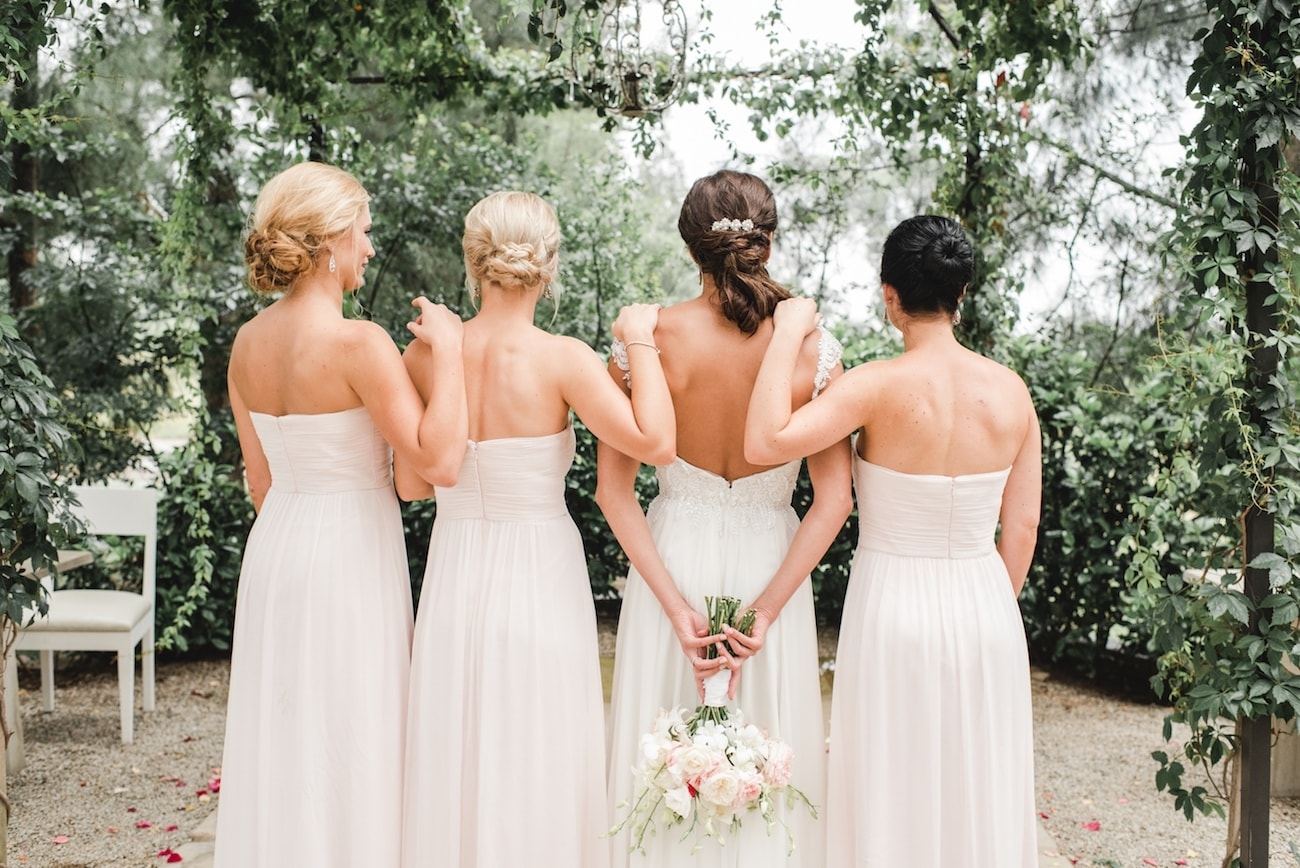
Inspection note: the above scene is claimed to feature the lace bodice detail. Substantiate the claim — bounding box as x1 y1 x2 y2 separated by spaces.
646 458 801 532
811 326 842 398
610 325 842 398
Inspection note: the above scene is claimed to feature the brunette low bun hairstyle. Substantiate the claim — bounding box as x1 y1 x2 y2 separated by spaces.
677 170 787 335
243 161 370 296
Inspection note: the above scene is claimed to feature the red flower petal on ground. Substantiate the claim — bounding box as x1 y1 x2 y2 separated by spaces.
1038 811 1050 820
208 776 221 793
52 835 70 844
136 821 152 828
1081 820 1101 831
164 824 179 832
127 807 137 813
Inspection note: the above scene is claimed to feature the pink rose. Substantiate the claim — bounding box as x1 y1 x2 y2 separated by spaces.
763 741 794 788
735 770 764 807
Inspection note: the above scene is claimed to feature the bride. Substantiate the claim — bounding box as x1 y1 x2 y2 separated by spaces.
599 170 853 868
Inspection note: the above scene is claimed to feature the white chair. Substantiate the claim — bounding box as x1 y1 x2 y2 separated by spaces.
16 485 159 743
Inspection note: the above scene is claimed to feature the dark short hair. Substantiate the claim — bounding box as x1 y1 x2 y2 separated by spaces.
880 215 973 317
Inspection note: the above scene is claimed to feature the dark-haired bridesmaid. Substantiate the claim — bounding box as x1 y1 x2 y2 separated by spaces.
599 170 853 868
746 215 1043 867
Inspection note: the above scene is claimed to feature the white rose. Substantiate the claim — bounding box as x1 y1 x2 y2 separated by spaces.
663 785 693 818
670 744 717 786
698 767 741 809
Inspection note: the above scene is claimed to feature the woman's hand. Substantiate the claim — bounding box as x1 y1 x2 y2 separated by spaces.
721 606 773 663
407 297 464 347
772 296 820 337
611 302 662 345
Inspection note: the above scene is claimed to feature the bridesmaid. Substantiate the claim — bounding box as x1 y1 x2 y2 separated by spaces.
745 216 1042 867
599 169 852 868
398 191 676 868
219 161 466 867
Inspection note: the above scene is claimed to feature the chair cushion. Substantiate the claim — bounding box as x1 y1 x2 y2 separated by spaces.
24 589 151 633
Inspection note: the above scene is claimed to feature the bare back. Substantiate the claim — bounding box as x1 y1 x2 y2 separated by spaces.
459 316 573 441
228 296 369 416
654 297 821 481
858 343 1032 476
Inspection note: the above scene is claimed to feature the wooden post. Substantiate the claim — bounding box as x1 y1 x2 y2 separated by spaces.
1238 115 1281 868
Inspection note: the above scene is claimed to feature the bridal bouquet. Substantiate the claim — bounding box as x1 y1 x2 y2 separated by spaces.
610 596 816 855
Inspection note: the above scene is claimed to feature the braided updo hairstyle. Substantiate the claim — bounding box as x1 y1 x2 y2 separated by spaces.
462 191 560 294
677 170 787 335
243 162 370 296
879 215 973 319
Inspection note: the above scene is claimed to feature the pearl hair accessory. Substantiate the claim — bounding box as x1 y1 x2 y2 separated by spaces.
711 218 754 232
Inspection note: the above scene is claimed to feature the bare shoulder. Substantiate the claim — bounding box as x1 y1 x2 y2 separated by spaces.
338 318 398 353
653 297 713 342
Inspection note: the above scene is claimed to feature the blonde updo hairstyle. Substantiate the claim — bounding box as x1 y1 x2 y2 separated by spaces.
462 191 560 296
244 161 371 295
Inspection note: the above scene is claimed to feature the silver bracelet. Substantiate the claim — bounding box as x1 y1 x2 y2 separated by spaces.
623 340 661 354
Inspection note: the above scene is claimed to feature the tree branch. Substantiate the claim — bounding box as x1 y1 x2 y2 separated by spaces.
1041 137 1180 210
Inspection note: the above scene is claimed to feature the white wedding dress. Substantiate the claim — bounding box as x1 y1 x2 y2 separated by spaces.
215 407 413 868
604 330 840 868
402 425 610 868
824 455 1039 866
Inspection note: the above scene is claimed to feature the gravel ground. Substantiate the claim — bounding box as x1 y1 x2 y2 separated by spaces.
1032 668 1300 867
6 656 225 867
8 632 1300 868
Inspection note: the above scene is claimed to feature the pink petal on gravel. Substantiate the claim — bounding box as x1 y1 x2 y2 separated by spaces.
1142 860 1158 866
52 835 70 844
1081 820 1101 831
136 821 152 828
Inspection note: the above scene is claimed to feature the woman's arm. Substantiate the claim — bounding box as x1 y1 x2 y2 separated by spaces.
349 299 468 494
745 298 867 465
392 342 438 502
998 398 1042 597
227 375 271 513
564 304 676 467
723 357 855 689
594 435 721 694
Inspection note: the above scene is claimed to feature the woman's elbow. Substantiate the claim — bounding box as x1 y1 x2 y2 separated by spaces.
745 438 782 467
825 487 855 524
643 442 676 468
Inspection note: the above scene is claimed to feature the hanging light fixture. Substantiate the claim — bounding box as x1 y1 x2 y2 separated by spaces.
567 0 689 119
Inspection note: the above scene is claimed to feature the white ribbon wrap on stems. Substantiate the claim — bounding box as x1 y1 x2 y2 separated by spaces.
702 668 730 708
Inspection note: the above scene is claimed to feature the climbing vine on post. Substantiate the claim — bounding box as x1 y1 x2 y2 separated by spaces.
1126 2 1300 865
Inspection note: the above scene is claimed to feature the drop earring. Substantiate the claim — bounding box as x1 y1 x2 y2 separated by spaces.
328 254 337 274
543 285 553 300
952 307 962 326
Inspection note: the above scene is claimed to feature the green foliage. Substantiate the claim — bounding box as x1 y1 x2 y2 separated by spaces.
151 414 252 655
1125 0 1300 825
1010 332 1209 674
0 311 81 625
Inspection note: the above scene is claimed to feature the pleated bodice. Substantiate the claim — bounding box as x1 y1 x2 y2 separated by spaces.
434 426 575 522
853 457 1010 559
251 407 392 494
